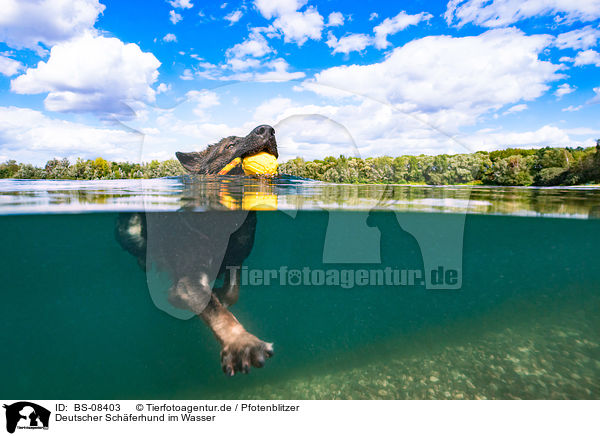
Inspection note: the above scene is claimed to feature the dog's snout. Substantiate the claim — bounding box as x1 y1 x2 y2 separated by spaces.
254 125 275 138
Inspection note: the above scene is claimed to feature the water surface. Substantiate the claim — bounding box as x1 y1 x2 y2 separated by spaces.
1 176 600 218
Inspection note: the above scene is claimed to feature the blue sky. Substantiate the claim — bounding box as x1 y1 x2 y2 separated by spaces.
0 0 599 164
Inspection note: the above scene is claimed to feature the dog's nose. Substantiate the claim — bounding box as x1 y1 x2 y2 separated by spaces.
254 125 275 137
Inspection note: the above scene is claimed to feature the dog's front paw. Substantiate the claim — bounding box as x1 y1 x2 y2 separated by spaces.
220 331 274 376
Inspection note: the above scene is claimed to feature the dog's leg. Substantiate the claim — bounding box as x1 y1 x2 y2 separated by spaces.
213 210 256 308
214 268 240 307
168 275 273 376
202 292 274 376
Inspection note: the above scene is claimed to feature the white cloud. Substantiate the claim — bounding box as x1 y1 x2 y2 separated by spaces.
156 83 171 94
369 13 379 21
169 10 183 24
250 96 579 160
373 11 432 49
324 11 432 54
226 32 272 58
0 106 142 164
11 33 161 117
251 25 280 39
562 104 583 111
168 0 193 8
163 33 177 42
460 125 572 150
326 32 371 54
302 29 561 131
194 26 303 81
151 113 244 147
0 0 105 52
564 127 600 135
253 96 295 122
253 58 306 81
573 49 600 66
225 9 243 25
254 0 324 46
590 86 600 103
227 57 262 71
252 97 421 159
119 86 594 165
554 25 600 50
180 68 194 80
445 0 600 27
0 54 23 76
186 90 220 107
555 83 576 98
272 7 324 45
503 103 528 114
197 58 305 82
327 12 344 27
186 90 220 119
254 0 306 19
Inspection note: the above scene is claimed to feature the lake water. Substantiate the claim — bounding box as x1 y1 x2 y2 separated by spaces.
1 176 599 399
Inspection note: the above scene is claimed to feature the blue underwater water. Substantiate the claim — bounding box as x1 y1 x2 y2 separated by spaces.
0 177 599 399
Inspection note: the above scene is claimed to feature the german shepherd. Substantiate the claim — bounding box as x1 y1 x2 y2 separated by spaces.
116 125 278 376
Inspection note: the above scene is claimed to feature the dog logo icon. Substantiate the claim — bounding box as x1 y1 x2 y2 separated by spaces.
3 402 50 433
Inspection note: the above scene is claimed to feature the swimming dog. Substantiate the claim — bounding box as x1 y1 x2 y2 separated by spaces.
116 125 278 376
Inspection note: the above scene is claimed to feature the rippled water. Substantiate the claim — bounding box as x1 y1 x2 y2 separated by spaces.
1 176 600 218
0 177 599 399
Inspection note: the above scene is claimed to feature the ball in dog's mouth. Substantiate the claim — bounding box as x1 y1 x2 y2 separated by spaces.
242 152 278 176
217 152 278 176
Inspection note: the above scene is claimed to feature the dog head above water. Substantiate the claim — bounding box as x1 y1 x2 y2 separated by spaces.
175 125 278 175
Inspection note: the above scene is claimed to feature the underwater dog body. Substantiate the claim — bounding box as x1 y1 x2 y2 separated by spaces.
116 125 277 375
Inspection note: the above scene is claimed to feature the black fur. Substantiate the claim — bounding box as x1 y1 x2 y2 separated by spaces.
175 125 277 174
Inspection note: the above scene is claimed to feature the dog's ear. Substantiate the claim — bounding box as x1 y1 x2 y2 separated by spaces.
176 151 204 172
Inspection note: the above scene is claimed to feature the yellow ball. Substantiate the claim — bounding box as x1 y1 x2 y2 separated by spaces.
242 152 278 176
242 192 278 210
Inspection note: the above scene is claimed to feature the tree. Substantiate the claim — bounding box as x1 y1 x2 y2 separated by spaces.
484 155 534 186
44 158 71 179
14 164 44 179
0 145 596 185
93 157 109 178
535 167 567 186
0 160 19 178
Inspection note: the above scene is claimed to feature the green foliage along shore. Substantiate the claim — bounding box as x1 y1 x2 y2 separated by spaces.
280 142 600 186
1 142 599 186
0 157 186 180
